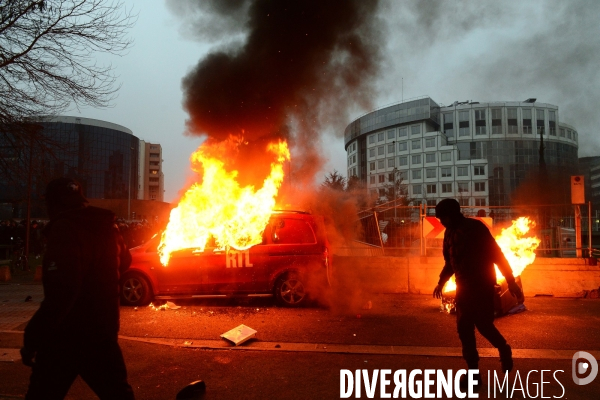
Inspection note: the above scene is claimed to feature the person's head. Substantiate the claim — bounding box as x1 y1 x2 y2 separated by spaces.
435 198 462 228
44 178 88 219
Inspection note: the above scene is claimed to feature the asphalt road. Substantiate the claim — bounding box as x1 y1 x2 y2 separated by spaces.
1 284 599 399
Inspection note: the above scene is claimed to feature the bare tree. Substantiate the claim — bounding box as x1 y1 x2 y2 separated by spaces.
0 0 136 203
0 0 136 123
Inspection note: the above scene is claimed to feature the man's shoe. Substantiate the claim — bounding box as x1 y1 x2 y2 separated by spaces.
499 344 513 372
459 372 482 392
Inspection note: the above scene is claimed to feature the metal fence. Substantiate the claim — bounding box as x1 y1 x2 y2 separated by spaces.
349 201 599 258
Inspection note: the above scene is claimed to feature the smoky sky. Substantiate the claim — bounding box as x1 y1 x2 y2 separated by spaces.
383 0 600 157
167 0 382 186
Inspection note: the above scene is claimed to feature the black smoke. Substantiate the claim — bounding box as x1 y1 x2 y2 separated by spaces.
168 0 382 187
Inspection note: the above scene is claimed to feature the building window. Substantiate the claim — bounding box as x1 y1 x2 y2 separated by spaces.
560 128 565 137
378 160 384 169
412 169 422 180
150 170 158 175
427 199 437 207
458 182 469 192
398 127 408 137
149 177 159 182
459 198 469 206
370 162 375 171
491 109 502 134
150 152 160 158
475 198 486 206
549 110 556 136
425 153 436 163
379 188 386 197
378 146 384 156
387 129 395 140
369 135 375 144
444 113 454 137
522 109 532 134
388 173 395 182
457 166 468 177
425 138 435 148
369 148 375 158
398 141 408 151
474 166 485 176
378 174 385 183
441 183 452 193
441 152 451 162
474 182 486 192
412 155 421 164
507 108 518 134
536 109 545 134
426 169 436 178
149 161 159 166
411 125 421 135
388 144 395 154
459 111 470 136
411 140 421 150
441 167 452 177
378 132 384 142
352 155 356 163
399 156 408 166
413 185 422 195
426 184 437 194
388 158 395 168
475 109 486 135
567 130 572 139
370 175 375 184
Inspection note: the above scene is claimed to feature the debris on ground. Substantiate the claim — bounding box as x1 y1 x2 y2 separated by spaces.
362 300 372 310
24 295 32 302
176 380 206 400
221 324 257 346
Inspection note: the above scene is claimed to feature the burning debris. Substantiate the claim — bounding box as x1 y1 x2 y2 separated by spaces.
442 217 540 315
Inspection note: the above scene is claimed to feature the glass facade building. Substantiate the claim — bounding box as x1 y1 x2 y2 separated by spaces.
0 116 140 218
345 98 579 207
38 116 139 200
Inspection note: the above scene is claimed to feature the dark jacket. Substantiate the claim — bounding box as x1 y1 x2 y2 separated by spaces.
438 215 515 290
24 206 131 350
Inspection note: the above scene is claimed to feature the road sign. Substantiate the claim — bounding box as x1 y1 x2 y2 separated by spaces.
423 217 493 239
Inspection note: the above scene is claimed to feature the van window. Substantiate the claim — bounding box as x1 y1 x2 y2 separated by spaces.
271 219 316 244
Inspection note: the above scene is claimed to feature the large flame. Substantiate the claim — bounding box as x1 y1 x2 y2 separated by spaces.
158 137 290 266
444 217 540 292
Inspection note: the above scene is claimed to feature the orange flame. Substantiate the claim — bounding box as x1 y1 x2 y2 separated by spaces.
444 217 540 292
158 137 290 266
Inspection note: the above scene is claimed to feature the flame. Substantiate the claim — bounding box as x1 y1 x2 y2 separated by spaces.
443 217 540 292
158 136 290 266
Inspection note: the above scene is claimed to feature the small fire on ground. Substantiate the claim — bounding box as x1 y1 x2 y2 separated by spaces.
442 216 541 297
158 136 290 266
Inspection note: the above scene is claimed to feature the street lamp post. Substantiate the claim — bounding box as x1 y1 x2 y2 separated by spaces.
128 146 133 221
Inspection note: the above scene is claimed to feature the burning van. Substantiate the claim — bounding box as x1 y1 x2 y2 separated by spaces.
120 211 331 307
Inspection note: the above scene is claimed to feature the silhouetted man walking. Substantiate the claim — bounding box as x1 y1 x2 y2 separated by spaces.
433 199 522 388
21 178 134 399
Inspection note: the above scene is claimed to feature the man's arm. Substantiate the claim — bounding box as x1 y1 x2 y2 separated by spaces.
434 234 454 299
23 220 84 354
483 224 523 299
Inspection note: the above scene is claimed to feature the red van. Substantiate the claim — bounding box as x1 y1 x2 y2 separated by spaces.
120 211 331 307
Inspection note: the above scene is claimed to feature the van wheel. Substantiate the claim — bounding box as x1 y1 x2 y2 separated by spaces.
274 273 307 307
121 273 152 306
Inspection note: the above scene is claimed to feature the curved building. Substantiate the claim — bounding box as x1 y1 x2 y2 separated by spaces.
38 116 139 200
344 97 579 207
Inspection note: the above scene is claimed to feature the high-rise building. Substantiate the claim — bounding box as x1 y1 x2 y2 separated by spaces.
138 141 164 201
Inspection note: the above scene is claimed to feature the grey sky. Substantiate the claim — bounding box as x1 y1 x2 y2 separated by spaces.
70 0 600 202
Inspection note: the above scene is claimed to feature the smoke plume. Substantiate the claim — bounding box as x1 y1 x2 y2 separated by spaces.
169 0 382 187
